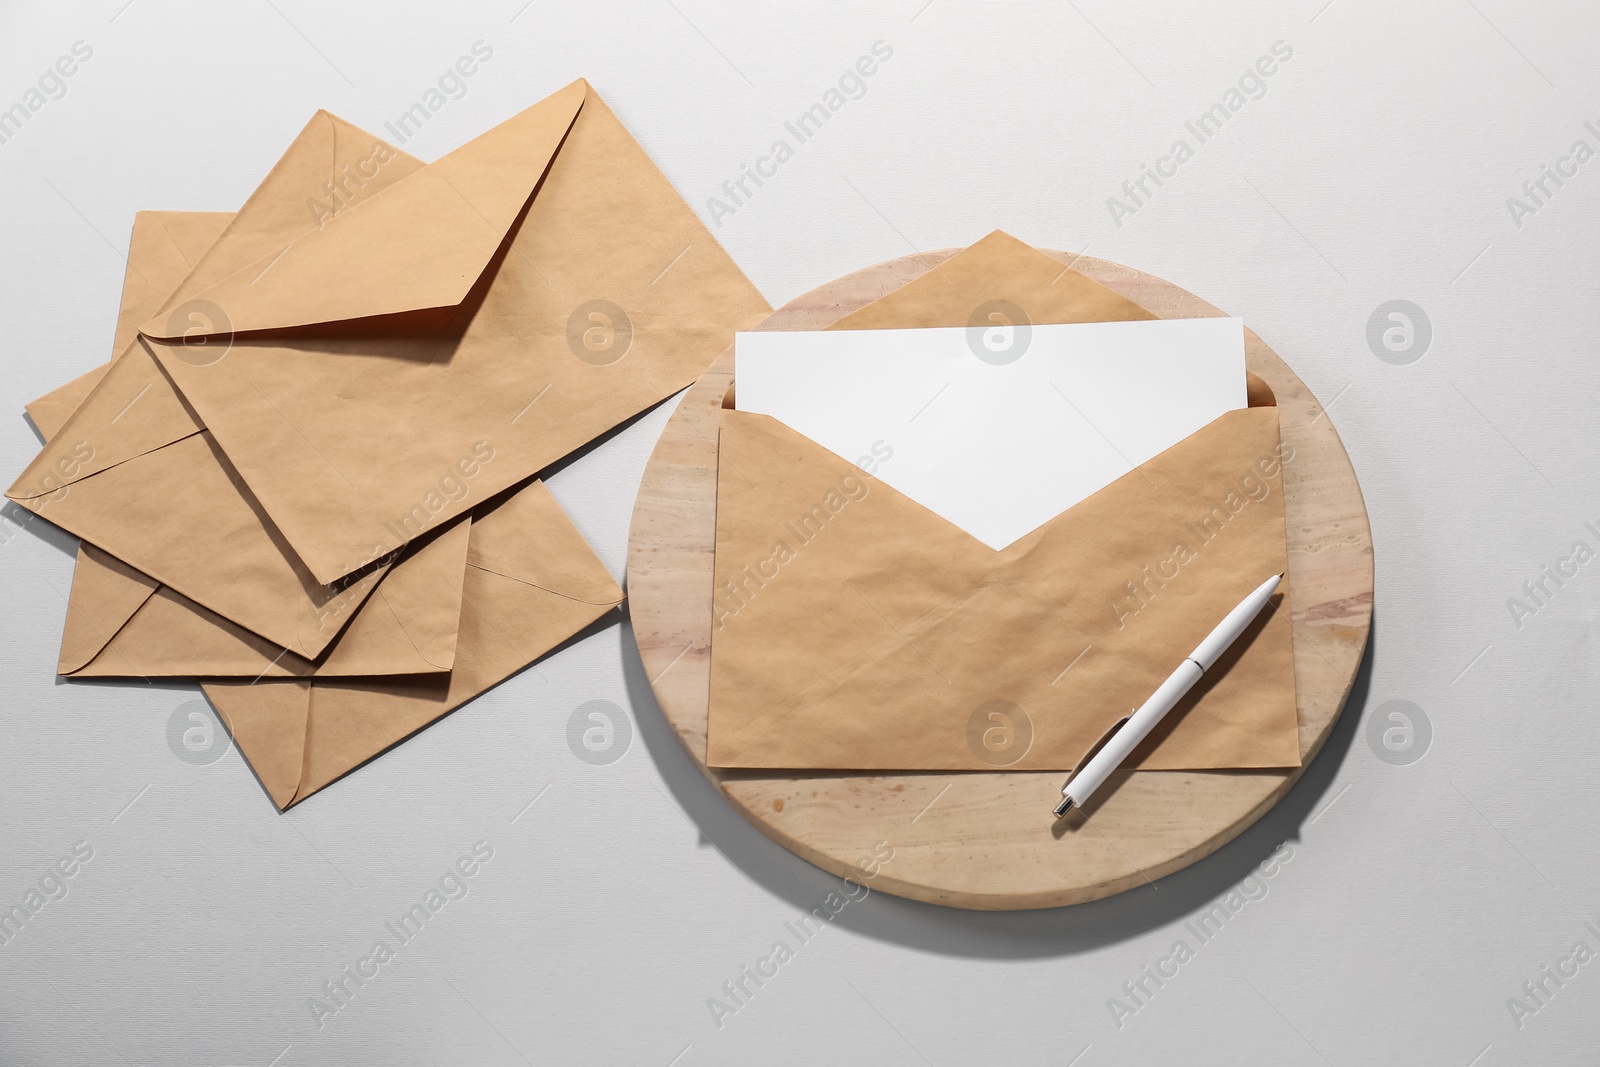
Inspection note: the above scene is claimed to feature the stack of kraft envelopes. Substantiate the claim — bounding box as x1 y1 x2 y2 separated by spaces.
10 79 769 809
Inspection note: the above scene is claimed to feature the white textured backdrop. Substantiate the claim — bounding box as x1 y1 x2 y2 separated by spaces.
1 1 1597 1064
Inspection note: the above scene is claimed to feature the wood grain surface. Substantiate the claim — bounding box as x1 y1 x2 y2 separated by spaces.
625 250 1374 910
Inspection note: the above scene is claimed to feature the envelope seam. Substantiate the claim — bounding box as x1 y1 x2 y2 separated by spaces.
9 427 210 501
373 585 455 671
289 680 315 808
464 561 623 608
142 90 585 342
59 582 160 676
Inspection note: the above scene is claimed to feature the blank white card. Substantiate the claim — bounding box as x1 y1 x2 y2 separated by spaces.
735 317 1247 550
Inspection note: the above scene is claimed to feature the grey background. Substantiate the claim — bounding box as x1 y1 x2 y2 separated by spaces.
1 1 1595 1064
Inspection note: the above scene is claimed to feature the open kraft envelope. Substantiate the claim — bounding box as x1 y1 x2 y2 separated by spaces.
202 478 624 810
138 77 771 587
8 116 430 657
28 211 469 679
707 231 1301 772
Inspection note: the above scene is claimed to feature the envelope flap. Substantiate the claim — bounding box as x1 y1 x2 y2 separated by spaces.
832 230 1158 331
68 586 309 679
141 81 588 339
9 344 204 501
204 680 311 810
132 111 422 340
337 517 472 671
466 481 623 607
58 544 159 675
64 520 471 680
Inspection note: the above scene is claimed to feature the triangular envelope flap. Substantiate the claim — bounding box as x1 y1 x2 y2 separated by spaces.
346 516 472 671
831 229 1158 331
466 480 623 606
8 347 205 500
144 112 424 329
138 113 422 334
69 521 472 679
72 587 307 679
141 81 588 339
204 679 311 810
58 545 159 674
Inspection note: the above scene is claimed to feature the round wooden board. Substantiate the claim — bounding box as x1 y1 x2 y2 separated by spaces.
626 250 1374 910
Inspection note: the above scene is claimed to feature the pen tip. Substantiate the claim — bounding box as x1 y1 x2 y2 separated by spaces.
1053 796 1075 818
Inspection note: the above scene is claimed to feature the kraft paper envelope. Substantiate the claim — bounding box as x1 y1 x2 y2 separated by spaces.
202 478 624 809
707 231 1301 772
27 211 468 678
9 115 429 656
138 78 771 586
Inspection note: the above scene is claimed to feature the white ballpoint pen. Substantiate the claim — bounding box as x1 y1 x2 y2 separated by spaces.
1053 573 1283 818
